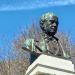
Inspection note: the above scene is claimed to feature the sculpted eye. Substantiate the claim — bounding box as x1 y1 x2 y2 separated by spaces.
50 20 55 24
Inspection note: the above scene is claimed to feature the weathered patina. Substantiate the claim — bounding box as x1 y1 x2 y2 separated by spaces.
22 12 70 60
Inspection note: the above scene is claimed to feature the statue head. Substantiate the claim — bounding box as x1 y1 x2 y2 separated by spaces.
40 12 59 36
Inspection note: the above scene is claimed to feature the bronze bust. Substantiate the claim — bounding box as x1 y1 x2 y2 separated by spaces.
22 12 70 63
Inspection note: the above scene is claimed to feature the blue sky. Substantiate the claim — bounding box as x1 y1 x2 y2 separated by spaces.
0 0 75 59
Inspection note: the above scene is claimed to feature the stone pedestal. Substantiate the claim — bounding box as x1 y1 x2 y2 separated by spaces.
26 54 75 75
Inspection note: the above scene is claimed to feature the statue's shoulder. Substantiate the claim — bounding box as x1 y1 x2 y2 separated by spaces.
24 38 35 47
25 38 34 42
24 37 45 47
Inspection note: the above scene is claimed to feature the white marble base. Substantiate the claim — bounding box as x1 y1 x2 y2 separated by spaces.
26 54 75 75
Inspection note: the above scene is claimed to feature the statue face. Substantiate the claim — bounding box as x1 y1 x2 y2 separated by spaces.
40 16 58 36
45 18 58 36
40 12 59 36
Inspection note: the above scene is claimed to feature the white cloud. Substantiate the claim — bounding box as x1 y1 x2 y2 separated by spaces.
0 0 75 11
